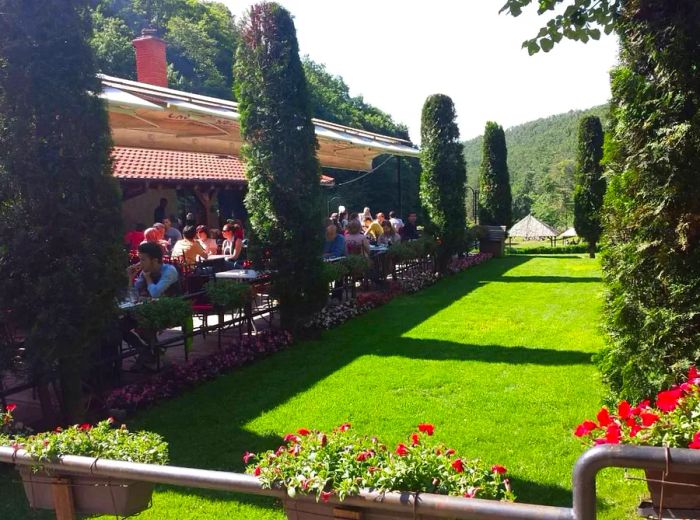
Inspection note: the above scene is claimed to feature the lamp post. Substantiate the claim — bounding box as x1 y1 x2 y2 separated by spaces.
465 186 478 224
327 195 342 216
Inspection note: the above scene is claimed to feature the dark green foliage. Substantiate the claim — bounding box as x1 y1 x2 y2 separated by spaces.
234 2 326 332
463 105 607 227
501 0 620 55
573 116 605 258
91 0 237 98
598 0 700 402
419 94 467 272
478 122 513 227
0 0 125 421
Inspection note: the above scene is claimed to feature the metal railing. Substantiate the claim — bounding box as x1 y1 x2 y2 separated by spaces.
2 444 700 519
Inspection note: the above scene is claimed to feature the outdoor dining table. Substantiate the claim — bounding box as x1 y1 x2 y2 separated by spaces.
214 269 261 281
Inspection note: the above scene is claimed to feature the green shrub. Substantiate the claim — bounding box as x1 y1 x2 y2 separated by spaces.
599 1 700 402
205 281 254 310
340 255 370 278
133 297 192 332
320 262 350 285
419 94 467 273
234 3 326 332
478 122 513 227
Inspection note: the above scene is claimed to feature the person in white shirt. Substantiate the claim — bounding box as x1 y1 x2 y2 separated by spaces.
196 225 218 255
389 210 404 233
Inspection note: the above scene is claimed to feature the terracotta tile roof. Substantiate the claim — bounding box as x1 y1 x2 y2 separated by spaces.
111 146 334 186
111 146 246 183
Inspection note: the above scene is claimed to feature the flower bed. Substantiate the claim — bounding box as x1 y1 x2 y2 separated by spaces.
106 331 293 413
244 423 513 503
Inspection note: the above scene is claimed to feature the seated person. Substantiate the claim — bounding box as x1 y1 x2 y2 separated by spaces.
124 223 145 251
399 211 420 240
378 221 401 246
171 225 208 266
363 217 384 242
221 222 245 268
142 226 170 255
344 219 370 257
323 222 346 258
128 242 180 298
196 225 219 255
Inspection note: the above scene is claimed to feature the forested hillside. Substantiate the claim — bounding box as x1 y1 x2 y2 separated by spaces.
464 105 608 229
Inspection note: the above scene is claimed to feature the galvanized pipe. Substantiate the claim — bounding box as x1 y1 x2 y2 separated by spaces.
572 444 700 520
0 446 573 520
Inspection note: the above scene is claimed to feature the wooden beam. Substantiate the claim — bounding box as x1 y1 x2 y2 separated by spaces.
51 477 76 520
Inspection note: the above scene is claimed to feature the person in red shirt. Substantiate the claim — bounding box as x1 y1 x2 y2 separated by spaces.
124 223 145 251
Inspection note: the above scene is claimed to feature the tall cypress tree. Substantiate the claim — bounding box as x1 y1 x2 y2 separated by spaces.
598 0 700 402
478 122 513 227
234 3 325 332
0 0 124 421
419 94 467 272
573 116 606 258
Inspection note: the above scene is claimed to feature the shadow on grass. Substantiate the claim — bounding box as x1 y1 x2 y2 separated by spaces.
122 255 595 514
510 476 573 507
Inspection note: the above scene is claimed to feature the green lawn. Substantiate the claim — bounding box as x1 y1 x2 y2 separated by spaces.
0 255 645 519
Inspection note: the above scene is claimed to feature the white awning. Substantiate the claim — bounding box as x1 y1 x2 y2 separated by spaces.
100 86 162 112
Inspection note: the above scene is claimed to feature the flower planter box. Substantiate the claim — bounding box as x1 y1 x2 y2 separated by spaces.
19 467 154 516
645 469 700 510
283 499 442 520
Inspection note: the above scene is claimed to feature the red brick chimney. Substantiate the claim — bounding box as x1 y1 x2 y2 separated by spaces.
132 28 168 88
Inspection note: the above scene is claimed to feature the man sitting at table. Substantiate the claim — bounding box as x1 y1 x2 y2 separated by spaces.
171 225 208 266
323 222 346 258
128 242 180 298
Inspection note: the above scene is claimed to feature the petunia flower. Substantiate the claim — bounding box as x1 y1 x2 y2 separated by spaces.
320 491 333 503
5 403 17 413
297 428 311 436
79 423 91 431
418 423 435 435
395 443 409 456
283 434 300 444
640 412 660 427
617 400 631 419
338 423 351 432
464 486 478 498
445 448 455 456
242 451 255 464
574 420 598 437
253 465 261 476
411 433 420 446
656 388 683 412
605 423 621 444
689 432 700 450
596 407 612 427
491 465 507 474
451 458 464 473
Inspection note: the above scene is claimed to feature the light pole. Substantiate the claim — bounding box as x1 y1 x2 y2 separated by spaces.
465 186 478 224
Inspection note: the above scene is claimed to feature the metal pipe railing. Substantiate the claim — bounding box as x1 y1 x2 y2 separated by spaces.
572 444 700 520
0 446 573 520
4 444 700 519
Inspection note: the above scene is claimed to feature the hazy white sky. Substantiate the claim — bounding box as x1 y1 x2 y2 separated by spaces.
221 0 618 142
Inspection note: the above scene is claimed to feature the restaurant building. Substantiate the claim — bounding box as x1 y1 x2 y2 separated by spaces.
104 30 420 229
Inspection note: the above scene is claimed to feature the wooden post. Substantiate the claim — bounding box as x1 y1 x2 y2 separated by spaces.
193 187 217 228
51 477 76 520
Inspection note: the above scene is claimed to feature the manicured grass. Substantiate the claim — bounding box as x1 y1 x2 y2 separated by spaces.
0 255 645 519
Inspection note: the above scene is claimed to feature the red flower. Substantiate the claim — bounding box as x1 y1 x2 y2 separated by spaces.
320 491 333 503
338 423 351 432
275 445 286 457
617 400 631 419
283 434 299 444
418 423 435 436
491 465 507 474
630 425 642 437
688 366 699 383
395 443 409 456
445 448 455 456
463 486 478 498
254 465 261 476
451 458 464 473
54 427 63 433
297 428 311 436
640 412 660 427
596 407 612 427
605 423 621 444
689 432 700 450
638 399 651 409
356 451 372 462
656 388 683 412
5 403 16 413
574 420 598 437
242 451 255 464
79 423 91 431
411 433 420 446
